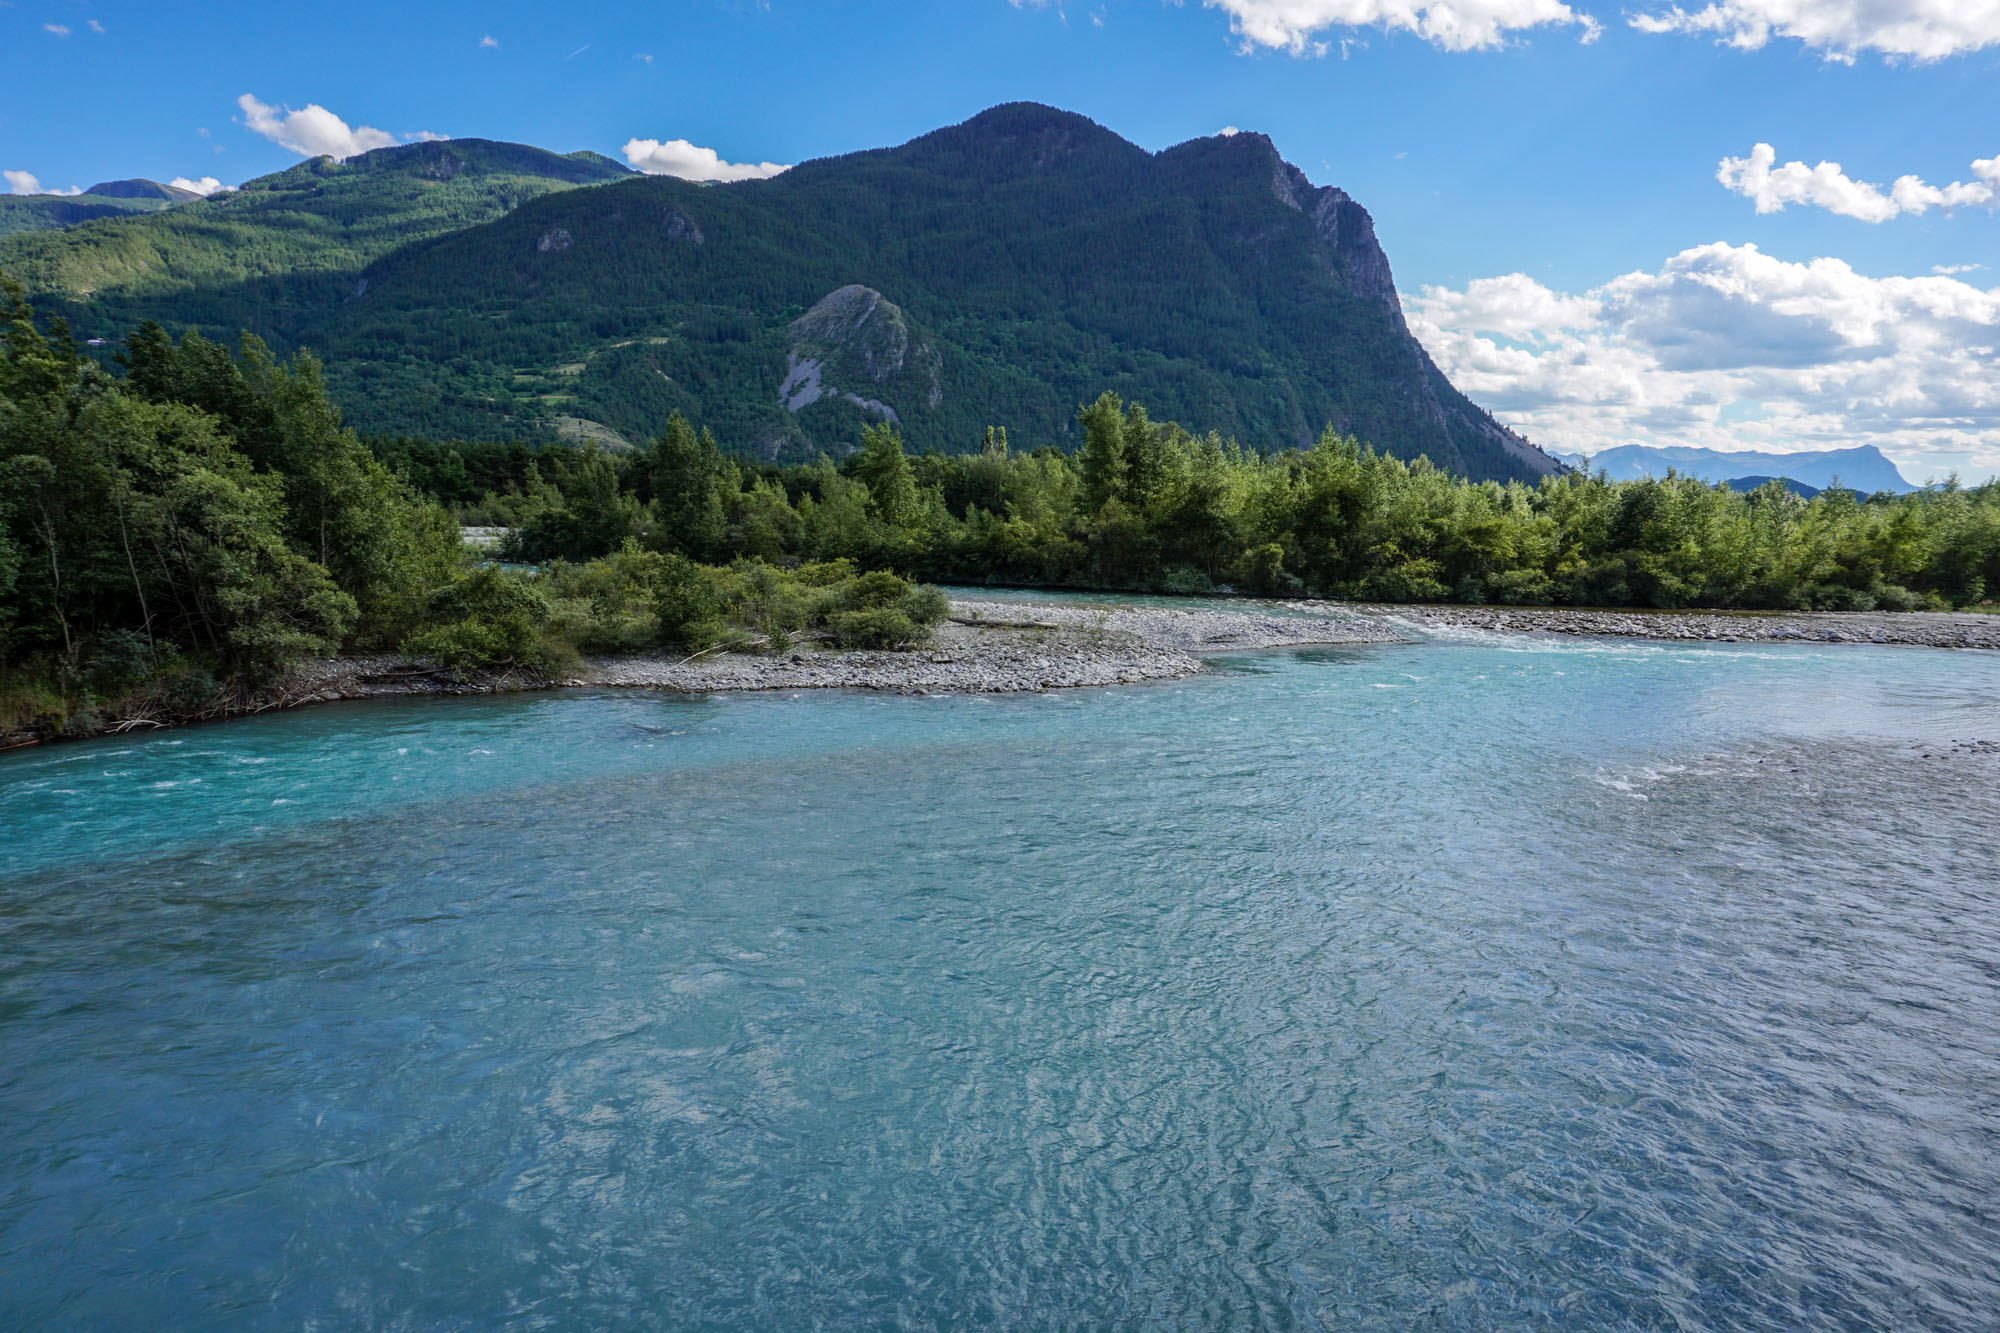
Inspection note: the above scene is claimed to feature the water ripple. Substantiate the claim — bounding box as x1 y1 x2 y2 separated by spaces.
3 640 1998 1327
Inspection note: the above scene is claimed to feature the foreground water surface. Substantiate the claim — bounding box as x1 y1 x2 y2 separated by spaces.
4 629 1999 1329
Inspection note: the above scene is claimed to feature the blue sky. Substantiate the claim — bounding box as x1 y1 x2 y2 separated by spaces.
4 0 1997 480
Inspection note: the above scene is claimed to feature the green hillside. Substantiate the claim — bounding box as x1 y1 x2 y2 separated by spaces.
1 107 1557 482
0 191 173 239
0 138 630 333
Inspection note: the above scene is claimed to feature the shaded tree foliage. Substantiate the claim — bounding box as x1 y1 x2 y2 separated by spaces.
1 288 459 734
431 391 2000 613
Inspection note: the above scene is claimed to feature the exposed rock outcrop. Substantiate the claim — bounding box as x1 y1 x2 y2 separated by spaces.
779 285 942 426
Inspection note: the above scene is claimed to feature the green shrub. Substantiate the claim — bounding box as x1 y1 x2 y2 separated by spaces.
84 630 164 696
655 553 725 650
546 541 673 653
1157 564 1213 595
404 567 555 672
839 569 913 610
828 607 927 649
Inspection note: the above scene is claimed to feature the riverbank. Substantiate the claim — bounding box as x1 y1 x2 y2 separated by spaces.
12 594 1998 751
283 599 1410 705
1353 603 2000 650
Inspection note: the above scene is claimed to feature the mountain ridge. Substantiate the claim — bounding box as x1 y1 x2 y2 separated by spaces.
1558 443 1915 493
5 106 1558 481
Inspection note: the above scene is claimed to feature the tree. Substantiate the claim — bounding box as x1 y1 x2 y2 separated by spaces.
647 412 727 560
1076 391 1127 514
852 422 919 527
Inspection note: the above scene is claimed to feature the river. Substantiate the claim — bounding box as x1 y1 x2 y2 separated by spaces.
4 628 1997 1328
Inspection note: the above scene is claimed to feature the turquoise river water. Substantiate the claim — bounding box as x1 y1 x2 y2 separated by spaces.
3 626 1999 1328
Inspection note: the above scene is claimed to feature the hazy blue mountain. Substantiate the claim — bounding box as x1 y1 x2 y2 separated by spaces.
1558 444 1914 494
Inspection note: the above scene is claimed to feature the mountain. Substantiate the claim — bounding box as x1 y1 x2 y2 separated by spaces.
82 178 207 203
1720 476 1874 501
1558 444 1914 494
0 179 210 240
3 106 1557 482
0 138 631 333
0 190 174 239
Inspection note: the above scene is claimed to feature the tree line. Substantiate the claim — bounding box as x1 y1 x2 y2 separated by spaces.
7 298 1997 739
406 392 2000 614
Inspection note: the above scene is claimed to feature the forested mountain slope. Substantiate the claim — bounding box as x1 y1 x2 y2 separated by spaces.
0 184 180 239
0 139 630 332
2 106 1558 482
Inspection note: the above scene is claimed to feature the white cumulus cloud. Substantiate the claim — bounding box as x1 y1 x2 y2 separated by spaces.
1405 242 2000 481
1718 143 2000 221
480 34 499 48
237 93 398 161
1202 0 1600 53
1629 0 2000 60
621 138 790 182
169 176 231 197
2 172 80 197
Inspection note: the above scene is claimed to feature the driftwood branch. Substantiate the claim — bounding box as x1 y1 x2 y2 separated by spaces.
670 641 746 667
948 615 1059 630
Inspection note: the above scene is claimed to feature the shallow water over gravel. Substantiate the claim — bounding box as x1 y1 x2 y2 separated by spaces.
4 633 1999 1329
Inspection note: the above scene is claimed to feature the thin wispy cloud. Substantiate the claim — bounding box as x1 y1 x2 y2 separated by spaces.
43 22 68 36
564 44 591 60
480 34 499 49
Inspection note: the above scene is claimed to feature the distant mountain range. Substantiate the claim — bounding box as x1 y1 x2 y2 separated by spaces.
1557 444 1915 494
0 106 1559 481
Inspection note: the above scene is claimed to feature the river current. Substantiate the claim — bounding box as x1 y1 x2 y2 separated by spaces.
3 627 1998 1329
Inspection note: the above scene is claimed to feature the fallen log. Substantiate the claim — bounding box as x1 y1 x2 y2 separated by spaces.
948 615 1060 630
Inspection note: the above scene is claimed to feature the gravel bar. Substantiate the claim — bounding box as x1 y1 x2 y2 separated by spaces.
284 597 1410 703
1352 603 2000 650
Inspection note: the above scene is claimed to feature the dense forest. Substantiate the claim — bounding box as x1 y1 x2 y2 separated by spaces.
5 299 1998 741
0 292 945 739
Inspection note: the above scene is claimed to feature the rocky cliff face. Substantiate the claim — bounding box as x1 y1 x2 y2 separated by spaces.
1255 137 1557 479
1141 117 1560 479
779 285 943 426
